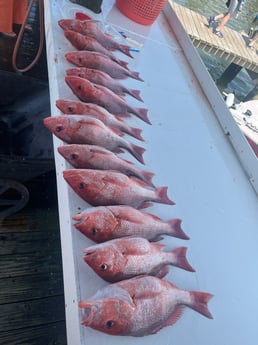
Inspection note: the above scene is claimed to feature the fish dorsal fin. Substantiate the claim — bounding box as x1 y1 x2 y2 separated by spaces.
150 305 185 335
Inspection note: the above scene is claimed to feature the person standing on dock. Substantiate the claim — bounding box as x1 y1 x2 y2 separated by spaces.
0 0 28 38
248 32 258 50
208 0 246 38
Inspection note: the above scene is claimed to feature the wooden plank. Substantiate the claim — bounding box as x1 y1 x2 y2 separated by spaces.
182 5 199 39
0 251 62 278
0 272 64 304
1 209 59 233
0 230 61 255
0 295 66 332
176 3 190 34
191 11 210 44
0 322 67 345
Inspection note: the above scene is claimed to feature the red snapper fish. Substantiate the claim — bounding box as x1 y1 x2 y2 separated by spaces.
64 30 127 67
65 51 143 80
56 98 131 120
66 67 143 102
65 75 150 124
58 19 133 58
58 144 154 186
83 237 195 282
79 275 213 336
73 205 189 242
56 99 143 141
63 169 175 208
43 115 145 164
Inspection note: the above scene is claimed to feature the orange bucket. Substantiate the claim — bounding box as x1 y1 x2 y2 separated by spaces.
116 0 168 26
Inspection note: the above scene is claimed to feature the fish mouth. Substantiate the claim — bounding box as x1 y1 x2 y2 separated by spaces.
58 20 66 30
72 213 86 222
79 301 97 326
83 249 95 262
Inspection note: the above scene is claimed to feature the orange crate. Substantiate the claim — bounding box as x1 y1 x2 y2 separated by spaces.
116 0 167 25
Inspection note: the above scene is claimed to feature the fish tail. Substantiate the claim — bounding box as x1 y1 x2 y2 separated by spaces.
189 291 213 319
128 143 145 164
119 43 134 58
129 70 144 82
168 219 190 240
155 186 175 205
134 108 151 124
170 247 195 272
127 126 144 141
128 89 144 102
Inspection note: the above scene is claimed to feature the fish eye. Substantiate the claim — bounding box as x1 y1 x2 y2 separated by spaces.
100 263 108 271
77 85 82 91
78 57 82 63
106 320 114 329
79 182 85 189
56 125 63 132
68 106 73 113
69 24 74 30
91 228 98 235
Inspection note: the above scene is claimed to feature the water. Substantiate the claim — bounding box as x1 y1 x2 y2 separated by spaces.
174 0 258 101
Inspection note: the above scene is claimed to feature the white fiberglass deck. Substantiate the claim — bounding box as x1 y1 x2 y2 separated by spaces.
44 1 258 344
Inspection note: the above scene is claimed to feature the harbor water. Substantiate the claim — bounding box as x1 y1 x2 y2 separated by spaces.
174 0 257 101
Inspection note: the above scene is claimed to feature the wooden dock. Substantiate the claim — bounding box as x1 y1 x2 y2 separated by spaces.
170 1 258 73
0 173 67 345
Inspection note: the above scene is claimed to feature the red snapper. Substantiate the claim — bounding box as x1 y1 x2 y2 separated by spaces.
73 205 189 242
63 169 175 208
79 275 213 336
83 237 195 282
